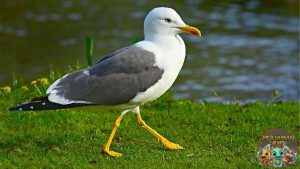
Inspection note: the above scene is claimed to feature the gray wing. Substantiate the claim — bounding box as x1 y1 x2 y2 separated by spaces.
47 46 164 106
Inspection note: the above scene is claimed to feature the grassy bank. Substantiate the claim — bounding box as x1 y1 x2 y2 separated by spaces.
0 84 299 168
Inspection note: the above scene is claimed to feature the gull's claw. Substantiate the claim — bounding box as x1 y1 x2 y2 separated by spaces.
102 149 123 157
160 138 184 150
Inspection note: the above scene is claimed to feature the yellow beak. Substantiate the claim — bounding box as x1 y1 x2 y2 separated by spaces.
179 25 201 36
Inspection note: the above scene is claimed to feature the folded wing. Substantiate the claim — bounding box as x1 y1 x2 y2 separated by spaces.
48 46 164 106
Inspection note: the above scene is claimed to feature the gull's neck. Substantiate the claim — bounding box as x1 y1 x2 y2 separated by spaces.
143 33 186 72
144 34 186 58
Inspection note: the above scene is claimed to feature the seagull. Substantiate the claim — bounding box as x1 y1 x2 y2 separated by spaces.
9 7 201 157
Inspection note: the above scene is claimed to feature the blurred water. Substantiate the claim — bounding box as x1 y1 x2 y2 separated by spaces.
0 0 299 103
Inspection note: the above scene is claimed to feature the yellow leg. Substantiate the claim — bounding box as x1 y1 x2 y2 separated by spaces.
102 114 124 157
136 112 184 150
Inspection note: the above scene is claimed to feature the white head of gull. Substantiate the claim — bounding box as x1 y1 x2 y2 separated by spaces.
144 7 200 41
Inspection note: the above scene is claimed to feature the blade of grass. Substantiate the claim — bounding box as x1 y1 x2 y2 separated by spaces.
86 36 94 66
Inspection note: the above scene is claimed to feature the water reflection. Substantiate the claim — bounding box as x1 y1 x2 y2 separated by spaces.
0 0 298 102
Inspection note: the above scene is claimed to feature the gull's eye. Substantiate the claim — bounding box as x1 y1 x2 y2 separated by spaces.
164 18 171 23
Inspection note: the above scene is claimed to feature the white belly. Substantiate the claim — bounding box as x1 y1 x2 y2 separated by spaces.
130 68 181 103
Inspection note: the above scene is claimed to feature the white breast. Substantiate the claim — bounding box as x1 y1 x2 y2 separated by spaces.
131 35 186 104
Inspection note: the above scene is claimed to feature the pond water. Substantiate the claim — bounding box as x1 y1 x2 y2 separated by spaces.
0 0 299 103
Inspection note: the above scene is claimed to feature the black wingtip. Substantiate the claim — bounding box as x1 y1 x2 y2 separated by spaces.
8 105 23 111
8 95 91 111
8 106 17 111
8 96 50 111
8 106 15 111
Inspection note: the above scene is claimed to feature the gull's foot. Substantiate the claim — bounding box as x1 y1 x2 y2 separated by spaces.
102 148 123 157
160 138 184 150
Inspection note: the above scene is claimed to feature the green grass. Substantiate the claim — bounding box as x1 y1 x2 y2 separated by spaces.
0 87 299 168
